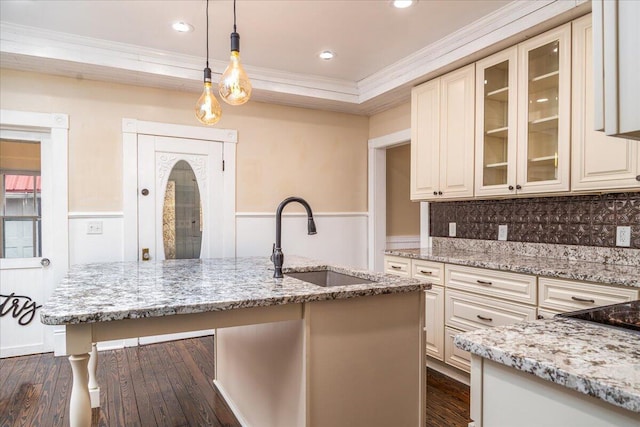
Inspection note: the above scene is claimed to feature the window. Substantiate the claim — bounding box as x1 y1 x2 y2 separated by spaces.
0 140 42 258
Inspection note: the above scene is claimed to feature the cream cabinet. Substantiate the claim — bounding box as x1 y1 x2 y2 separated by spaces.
476 25 572 196
516 23 572 194
571 14 640 192
384 256 445 361
411 64 475 201
538 277 639 313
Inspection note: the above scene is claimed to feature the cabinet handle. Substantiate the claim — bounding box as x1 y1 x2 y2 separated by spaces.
390 265 401 270
571 296 595 303
537 314 544 320
477 315 493 322
636 175 640 182
476 280 492 285
433 191 438 196
419 270 433 275
438 191 443 195
508 185 514 191
516 184 522 190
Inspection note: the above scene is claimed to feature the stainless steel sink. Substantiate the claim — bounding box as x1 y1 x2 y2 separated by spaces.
285 270 374 287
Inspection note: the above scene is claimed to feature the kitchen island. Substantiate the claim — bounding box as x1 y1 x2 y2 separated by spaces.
40 256 430 427
454 318 640 427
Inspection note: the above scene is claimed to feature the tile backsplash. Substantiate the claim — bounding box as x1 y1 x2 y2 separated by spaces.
430 192 640 249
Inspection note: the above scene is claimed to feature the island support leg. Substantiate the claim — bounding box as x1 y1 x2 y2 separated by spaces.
69 353 91 427
88 343 100 408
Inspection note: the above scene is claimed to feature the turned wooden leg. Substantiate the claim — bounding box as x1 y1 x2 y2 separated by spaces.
88 343 100 408
69 353 91 427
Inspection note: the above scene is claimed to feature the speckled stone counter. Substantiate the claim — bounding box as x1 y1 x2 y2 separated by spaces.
41 256 429 325
454 318 640 413
385 247 640 287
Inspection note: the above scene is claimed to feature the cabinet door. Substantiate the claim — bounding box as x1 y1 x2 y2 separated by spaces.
439 64 475 199
475 48 518 197
517 24 571 194
425 285 444 361
411 79 440 200
571 14 640 191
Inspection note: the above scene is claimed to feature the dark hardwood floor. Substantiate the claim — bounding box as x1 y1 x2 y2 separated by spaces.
0 336 470 426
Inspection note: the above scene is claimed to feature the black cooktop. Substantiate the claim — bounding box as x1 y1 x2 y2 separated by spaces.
557 300 640 333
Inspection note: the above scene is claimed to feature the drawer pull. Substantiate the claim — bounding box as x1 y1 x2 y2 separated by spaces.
477 315 493 322
419 270 433 275
390 265 402 270
476 280 493 285
571 296 595 303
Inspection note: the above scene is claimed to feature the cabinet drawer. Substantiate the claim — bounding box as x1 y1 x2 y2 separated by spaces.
384 256 410 277
446 265 537 305
445 289 537 331
538 277 640 312
444 326 470 373
413 260 444 285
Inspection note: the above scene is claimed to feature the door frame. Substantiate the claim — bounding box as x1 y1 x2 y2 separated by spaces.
367 128 429 272
0 109 69 356
122 118 237 261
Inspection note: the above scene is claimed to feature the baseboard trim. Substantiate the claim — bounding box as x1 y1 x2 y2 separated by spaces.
427 356 470 386
213 379 251 427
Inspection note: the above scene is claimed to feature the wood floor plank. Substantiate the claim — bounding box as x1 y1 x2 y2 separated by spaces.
124 346 155 425
0 337 471 427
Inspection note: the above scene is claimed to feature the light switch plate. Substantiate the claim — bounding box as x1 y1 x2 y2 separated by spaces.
449 222 456 237
616 226 631 247
498 224 508 241
87 221 103 235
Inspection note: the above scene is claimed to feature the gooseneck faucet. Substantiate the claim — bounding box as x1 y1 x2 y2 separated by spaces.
271 197 317 278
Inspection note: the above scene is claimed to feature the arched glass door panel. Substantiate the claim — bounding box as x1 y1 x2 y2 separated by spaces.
162 160 202 259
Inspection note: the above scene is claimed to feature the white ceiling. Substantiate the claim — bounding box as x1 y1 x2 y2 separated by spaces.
0 0 586 115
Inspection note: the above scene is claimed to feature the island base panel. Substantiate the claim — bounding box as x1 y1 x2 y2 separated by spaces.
472 356 640 427
215 291 425 427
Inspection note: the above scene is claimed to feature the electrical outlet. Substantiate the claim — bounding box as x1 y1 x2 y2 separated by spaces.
616 226 631 247
87 221 103 235
498 224 508 241
449 222 456 237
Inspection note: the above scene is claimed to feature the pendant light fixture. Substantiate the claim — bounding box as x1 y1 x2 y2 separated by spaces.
195 0 222 125
219 0 252 106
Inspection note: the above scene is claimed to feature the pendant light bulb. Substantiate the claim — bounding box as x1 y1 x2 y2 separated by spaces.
219 32 252 106
195 67 222 125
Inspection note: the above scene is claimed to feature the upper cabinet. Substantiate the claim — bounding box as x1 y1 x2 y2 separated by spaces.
516 24 572 194
592 0 640 140
475 48 518 197
411 64 475 201
475 25 571 196
571 14 640 191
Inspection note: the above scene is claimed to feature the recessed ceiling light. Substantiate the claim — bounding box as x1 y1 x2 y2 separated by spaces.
392 0 415 9
319 50 335 60
172 21 194 33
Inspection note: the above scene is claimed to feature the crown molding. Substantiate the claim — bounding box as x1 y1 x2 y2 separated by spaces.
0 1 588 115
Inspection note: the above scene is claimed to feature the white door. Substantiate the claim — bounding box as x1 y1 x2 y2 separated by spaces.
137 134 224 343
0 112 69 358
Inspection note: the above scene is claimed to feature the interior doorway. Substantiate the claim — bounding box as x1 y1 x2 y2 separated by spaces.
368 129 429 272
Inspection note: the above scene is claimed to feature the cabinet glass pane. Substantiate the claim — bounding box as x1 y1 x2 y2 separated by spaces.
527 41 560 182
483 60 510 186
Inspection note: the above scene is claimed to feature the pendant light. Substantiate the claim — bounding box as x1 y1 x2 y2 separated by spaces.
195 0 222 125
219 0 252 106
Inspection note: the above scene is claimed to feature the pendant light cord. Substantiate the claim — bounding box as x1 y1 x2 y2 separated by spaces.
233 0 237 33
206 0 210 68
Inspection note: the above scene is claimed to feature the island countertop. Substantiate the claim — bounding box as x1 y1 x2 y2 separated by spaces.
40 256 430 326
385 247 640 287
454 318 640 413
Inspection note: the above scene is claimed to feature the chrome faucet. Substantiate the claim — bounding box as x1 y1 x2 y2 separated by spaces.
271 197 317 278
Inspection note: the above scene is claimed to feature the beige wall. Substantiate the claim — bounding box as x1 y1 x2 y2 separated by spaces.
386 144 419 237
368 101 410 139
0 69 369 213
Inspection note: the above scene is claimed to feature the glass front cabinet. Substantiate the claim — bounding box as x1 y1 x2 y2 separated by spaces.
475 23 571 196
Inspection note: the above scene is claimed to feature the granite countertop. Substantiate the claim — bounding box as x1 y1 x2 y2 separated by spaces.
40 256 430 326
454 318 640 413
385 247 640 287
